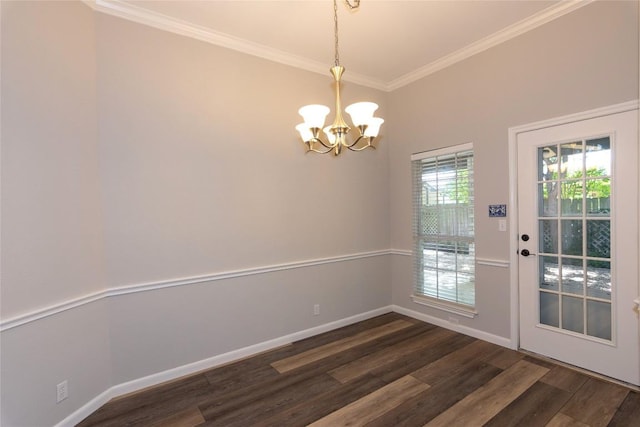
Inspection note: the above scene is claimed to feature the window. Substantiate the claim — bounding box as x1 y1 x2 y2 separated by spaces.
411 143 476 315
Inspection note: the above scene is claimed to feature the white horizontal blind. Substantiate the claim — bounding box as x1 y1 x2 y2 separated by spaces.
412 145 475 307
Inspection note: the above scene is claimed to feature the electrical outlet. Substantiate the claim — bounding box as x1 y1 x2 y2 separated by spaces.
313 304 320 316
56 380 68 403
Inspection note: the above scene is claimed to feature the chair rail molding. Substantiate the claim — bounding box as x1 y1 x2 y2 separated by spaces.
0 249 392 331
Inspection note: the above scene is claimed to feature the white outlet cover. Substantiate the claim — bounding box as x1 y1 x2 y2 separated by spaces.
56 380 68 403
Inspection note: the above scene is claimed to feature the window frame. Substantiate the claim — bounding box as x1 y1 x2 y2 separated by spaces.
411 143 478 318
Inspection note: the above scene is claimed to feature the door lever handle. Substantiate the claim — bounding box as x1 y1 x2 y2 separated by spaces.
520 249 536 257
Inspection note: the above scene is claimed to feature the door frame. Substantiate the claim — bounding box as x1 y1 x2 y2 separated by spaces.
507 100 639 351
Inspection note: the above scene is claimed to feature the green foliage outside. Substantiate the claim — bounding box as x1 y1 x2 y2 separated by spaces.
439 169 471 205
544 167 610 200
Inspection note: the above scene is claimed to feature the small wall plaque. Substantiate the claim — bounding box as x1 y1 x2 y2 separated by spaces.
489 204 507 217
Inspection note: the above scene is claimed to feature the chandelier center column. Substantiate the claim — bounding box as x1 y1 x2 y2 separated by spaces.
330 65 350 136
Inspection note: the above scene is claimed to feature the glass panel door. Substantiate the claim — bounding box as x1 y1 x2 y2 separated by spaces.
536 138 612 340
517 107 639 386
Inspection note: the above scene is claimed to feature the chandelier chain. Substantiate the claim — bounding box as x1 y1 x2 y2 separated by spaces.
333 0 339 66
334 0 361 67
344 0 360 9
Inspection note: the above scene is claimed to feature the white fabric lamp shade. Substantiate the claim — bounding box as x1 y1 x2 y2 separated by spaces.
295 123 314 142
364 117 384 137
345 102 378 127
298 104 330 129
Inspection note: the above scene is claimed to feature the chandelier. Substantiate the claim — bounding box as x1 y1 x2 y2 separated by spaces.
295 0 384 156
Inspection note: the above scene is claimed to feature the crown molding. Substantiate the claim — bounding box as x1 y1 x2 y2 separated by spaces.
83 0 389 91
386 0 594 91
84 0 592 92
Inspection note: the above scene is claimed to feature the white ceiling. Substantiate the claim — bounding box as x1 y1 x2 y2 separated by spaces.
89 0 593 91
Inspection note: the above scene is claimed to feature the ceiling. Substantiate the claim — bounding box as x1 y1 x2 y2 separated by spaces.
89 0 593 91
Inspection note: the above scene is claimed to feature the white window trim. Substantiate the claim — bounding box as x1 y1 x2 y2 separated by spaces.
411 294 479 318
411 142 474 161
412 142 476 313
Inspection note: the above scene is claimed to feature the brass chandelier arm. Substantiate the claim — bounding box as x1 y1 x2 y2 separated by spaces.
306 138 344 156
348 141 376 152
342 124 371 149
306 142 335 155
299 124 380 156
310 135 336 150
345 135 376 151
306 131 377 153
343 134 366 149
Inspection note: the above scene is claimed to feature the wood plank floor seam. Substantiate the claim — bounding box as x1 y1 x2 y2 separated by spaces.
329 327 457 384
270 319 413 373
308 375 431 427
423 359 550 426
76 314 640 427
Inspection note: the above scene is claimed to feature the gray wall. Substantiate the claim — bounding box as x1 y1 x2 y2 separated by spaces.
1 2 390 425
1 1 105 319
95 8 391 387
1 0 638 425
388 0 639 338
1 3 112 426
95 13 390 287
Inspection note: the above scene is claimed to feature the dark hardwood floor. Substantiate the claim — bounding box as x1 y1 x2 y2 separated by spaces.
78 313 640 426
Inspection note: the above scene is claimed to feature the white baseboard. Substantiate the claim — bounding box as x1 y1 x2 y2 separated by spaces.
55 388 114 427
55 304 515 426
54 305 394 427
391 305 513 349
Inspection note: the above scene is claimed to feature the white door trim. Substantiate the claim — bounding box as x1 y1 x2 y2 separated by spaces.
507 100 639 350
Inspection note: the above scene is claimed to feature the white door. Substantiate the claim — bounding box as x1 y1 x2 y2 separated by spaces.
517 108 639 386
